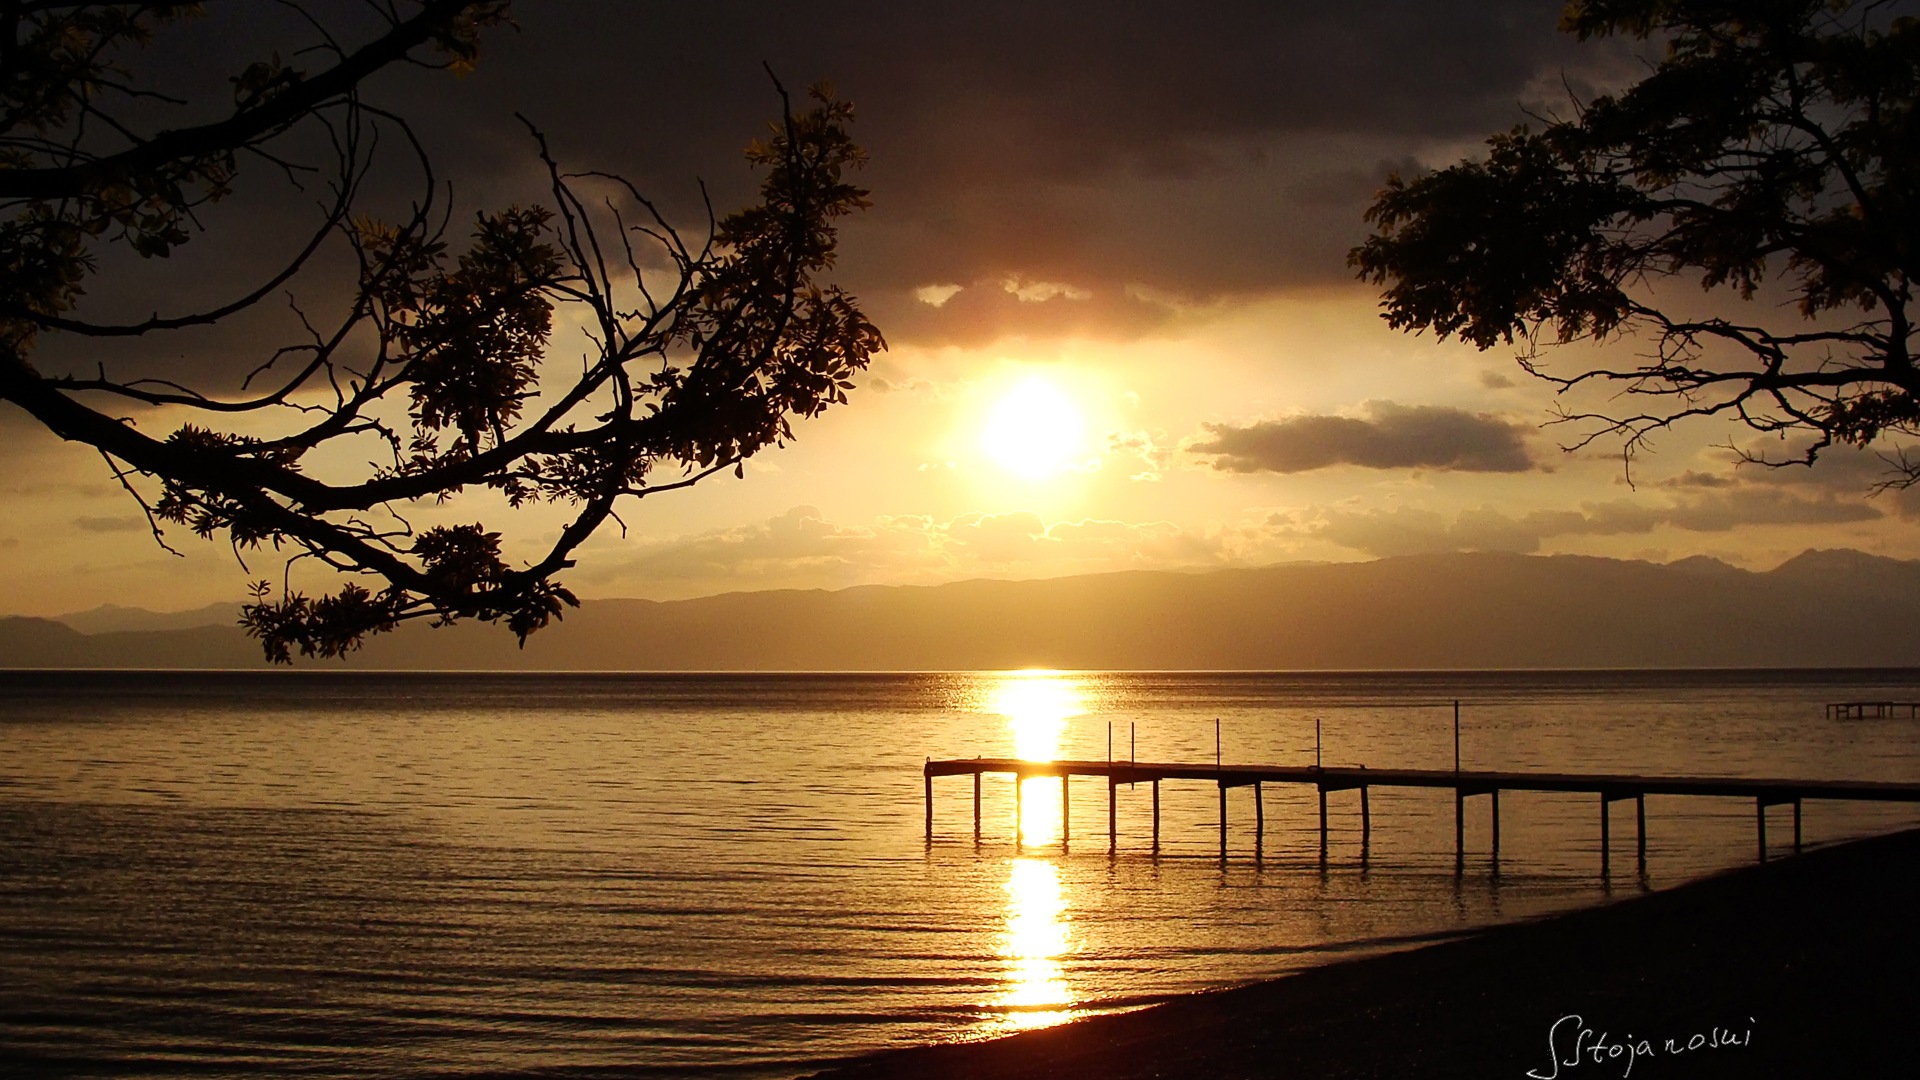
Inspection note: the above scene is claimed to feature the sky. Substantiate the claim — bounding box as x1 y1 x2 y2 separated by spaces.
5 0 1919 618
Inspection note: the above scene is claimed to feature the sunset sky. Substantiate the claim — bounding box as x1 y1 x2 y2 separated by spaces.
5 0 1918 618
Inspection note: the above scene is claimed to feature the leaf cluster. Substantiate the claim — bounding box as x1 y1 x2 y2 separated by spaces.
1352 0 1920 472
0 6 881 661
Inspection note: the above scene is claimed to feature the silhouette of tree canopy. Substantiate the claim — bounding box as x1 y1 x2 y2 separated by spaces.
1352 0 1917 481
0 2 882 661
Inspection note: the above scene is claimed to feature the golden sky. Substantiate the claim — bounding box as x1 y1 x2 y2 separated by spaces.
4 2 1917 617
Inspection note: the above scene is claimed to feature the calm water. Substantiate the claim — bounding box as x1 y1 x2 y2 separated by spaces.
4 668 1920 1077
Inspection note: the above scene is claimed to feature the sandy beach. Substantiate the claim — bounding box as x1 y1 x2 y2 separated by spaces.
802 828 1920 1078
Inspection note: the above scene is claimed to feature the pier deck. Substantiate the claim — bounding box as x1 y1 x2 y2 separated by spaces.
924 756 1920 870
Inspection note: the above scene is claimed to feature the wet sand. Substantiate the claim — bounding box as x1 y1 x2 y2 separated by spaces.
802 829 1920 1078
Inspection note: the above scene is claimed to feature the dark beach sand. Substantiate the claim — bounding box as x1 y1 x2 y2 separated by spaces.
802 829 1920 1078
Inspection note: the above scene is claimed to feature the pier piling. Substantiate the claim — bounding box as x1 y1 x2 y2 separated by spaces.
1217 780 1227 862
1636 794 1646 868
1151 779 1161 853
923 758 1920 869
1318 785 1329 862
1255 781 1266 859
1360 784 1371 857
1108 776 1117 854
1061 776 1070 846
1601 793 1611 875
1491 789 1501 861
1454 789 1465 872
1015 774 1024 850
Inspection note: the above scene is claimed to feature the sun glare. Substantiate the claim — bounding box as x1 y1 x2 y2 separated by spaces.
995 857 1075 1029
985 672 1085 762
980 376 1089 481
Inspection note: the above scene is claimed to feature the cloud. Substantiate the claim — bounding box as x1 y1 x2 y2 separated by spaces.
22 3 1603 366
1190 402 1535 474
1303 488 1883 558
573 505 1232 598
1677 440 1920 519
869 279 1182 347
72 514 146 533
1108 430 1174 481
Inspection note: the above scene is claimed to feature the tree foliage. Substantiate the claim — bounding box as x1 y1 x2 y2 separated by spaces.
1352 0 1918 479
0 3 883 661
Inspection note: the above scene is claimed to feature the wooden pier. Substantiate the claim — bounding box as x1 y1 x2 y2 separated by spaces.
924 757 1920 870
1827 701 1920 720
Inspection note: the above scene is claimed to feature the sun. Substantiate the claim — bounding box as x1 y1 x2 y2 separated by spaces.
981 376 1089 480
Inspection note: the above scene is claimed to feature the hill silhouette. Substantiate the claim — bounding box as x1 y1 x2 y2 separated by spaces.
5 550 1918 670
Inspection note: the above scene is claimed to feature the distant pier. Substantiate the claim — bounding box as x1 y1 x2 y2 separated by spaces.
1827 701 1920 720
923 757 1920 872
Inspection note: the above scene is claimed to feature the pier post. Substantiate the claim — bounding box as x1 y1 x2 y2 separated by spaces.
1454 789 1465 873
1108 776 1118 854
973 772 982 842
925 772 933 841
1061 775 1070 846
1600 794 1611 876
1015 774 1024 850
1793 798 1803 853
1360 784 1371 856
1218 781 1228 862
1491 789 1501 862
1636 794 1646 869
1255 781 1265 859
1152 779 1161 854
1318 784 1328 862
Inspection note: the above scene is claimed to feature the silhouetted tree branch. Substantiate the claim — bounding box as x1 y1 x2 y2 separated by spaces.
1352 0 1916 482
0 3 883 660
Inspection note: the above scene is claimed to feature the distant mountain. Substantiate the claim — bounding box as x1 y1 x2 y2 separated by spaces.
6 549 1920 671
52 601 238 635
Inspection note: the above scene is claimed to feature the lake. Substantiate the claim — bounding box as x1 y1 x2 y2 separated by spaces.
4 668 1919 1077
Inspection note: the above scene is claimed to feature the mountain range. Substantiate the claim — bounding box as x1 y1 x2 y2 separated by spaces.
4 549 1918 671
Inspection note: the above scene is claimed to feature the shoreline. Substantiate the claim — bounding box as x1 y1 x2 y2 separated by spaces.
800 828 1920 1078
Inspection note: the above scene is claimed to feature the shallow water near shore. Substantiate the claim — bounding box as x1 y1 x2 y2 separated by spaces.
4 668 1919 1077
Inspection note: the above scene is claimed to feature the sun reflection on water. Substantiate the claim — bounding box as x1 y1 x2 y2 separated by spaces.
995 857 1075 1029
981 671 1086 847
977 672 1085 1031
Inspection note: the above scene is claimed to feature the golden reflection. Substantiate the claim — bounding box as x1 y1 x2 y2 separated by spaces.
981 671 1085 846
985 671 1084 761
995 857 1075 1029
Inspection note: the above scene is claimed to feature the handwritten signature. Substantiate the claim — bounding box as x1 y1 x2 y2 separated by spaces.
1526 1013 1754 1079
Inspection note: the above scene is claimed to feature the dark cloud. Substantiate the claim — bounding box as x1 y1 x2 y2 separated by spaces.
26 1 1595 371
1191 402 1535 474
1679 440 1920 519
72 515 146 534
